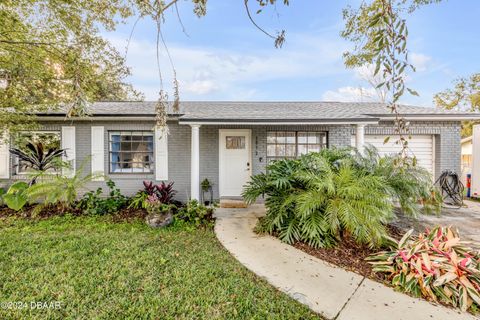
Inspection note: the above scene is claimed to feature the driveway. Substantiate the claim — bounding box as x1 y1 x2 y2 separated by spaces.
392 200 480 248
214 205 475 320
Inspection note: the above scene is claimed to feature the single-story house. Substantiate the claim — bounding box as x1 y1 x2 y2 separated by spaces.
0 101 478 202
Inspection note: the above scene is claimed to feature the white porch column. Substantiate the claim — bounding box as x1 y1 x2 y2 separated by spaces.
355 124 365 153
190 124 201 201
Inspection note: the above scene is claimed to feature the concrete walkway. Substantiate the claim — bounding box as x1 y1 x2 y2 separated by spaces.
393 200 480 248
214 205 477 320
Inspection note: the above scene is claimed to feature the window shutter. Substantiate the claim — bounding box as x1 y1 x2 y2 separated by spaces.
61 126 76 177
155 127 168 181
0 134 9 179
91 126 105 181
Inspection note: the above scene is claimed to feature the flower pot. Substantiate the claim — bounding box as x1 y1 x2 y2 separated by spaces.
145 211 173 228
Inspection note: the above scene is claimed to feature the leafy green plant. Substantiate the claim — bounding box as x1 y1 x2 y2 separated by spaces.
175 200 215 228
201 179 212 192
353 146 441 216
243 147 440 249
76 180 127 215
0 188 5 206
2 182 29 211
10 141 66 185
128 191 148 209
243 152 393 248
128 181 180 209
367 227 480 312
25 166 99 214
144 195 173 215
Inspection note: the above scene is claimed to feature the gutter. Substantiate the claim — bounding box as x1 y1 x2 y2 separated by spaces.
178 118 380 126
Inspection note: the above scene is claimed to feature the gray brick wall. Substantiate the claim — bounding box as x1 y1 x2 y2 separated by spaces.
5 120 461 202
352 121 461 179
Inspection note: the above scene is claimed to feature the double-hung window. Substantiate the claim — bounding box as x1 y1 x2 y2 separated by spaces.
266 131 327 163
109 131 154 173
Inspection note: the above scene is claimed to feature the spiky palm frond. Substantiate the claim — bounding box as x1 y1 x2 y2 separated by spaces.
242 147 438 249
26 162 100 213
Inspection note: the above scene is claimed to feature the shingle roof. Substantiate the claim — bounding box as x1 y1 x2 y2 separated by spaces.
38 101 479 122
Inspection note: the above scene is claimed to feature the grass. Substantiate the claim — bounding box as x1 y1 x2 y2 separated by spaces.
0 216 319 319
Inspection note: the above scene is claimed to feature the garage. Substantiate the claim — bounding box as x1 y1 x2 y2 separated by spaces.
351 135 435 175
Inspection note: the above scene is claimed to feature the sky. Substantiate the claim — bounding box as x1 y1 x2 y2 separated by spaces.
103 0 480 107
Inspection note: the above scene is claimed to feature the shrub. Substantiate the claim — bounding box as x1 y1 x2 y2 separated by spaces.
367 227 480 312
25 166 99 213
156 181 177 204
242 147 440 248
128 181 179 209
76 180 127 215
243 152 393 248
144 195 174 215
128 191 148 209
175 200 215 228
354 146 441 216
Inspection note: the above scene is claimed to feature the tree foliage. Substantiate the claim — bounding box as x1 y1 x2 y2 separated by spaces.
0 0 142 133
434 73 480 137
341 0 443 162
1 0 446 139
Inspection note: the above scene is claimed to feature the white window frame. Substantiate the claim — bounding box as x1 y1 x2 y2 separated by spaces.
266 131 328 162
108 131 154 174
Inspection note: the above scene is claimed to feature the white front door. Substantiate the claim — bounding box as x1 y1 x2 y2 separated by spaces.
219 129 252 197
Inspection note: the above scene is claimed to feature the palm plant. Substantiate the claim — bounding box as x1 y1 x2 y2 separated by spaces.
10 141 66 185
26 165 100 214
243 152 393 248
243 147 441 249
353 145 441 216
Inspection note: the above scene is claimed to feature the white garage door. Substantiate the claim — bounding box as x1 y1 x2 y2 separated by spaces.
351 135 435 175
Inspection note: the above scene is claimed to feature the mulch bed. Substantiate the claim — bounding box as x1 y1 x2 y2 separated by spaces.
0 205 148 222
292 224 404 281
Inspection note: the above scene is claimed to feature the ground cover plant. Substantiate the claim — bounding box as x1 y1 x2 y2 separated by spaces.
367 227 480 313
0 216 319 320
243 147 441 249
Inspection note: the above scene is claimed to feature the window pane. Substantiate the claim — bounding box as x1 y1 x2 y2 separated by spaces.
267 144 276 157
111 152 120 162
266 131 327 163
286 145 296 157
308 145 320 153
267 132 276 143
111 135 121 143
226 136 245 149
307 132 320 144
276 144 286 156
297 132 308 144
297 144 308 156
111 142 120 152
109 131 154 173
286 132 296 144
276 132 286 143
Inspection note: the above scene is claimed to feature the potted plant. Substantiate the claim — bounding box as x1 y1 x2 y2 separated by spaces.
144 195 174 228
200 179 213 205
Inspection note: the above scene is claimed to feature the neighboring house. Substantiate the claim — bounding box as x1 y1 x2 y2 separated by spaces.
461 136 473 184
0 101 478 202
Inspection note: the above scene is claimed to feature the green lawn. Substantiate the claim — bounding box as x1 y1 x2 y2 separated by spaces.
0 216 319 319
